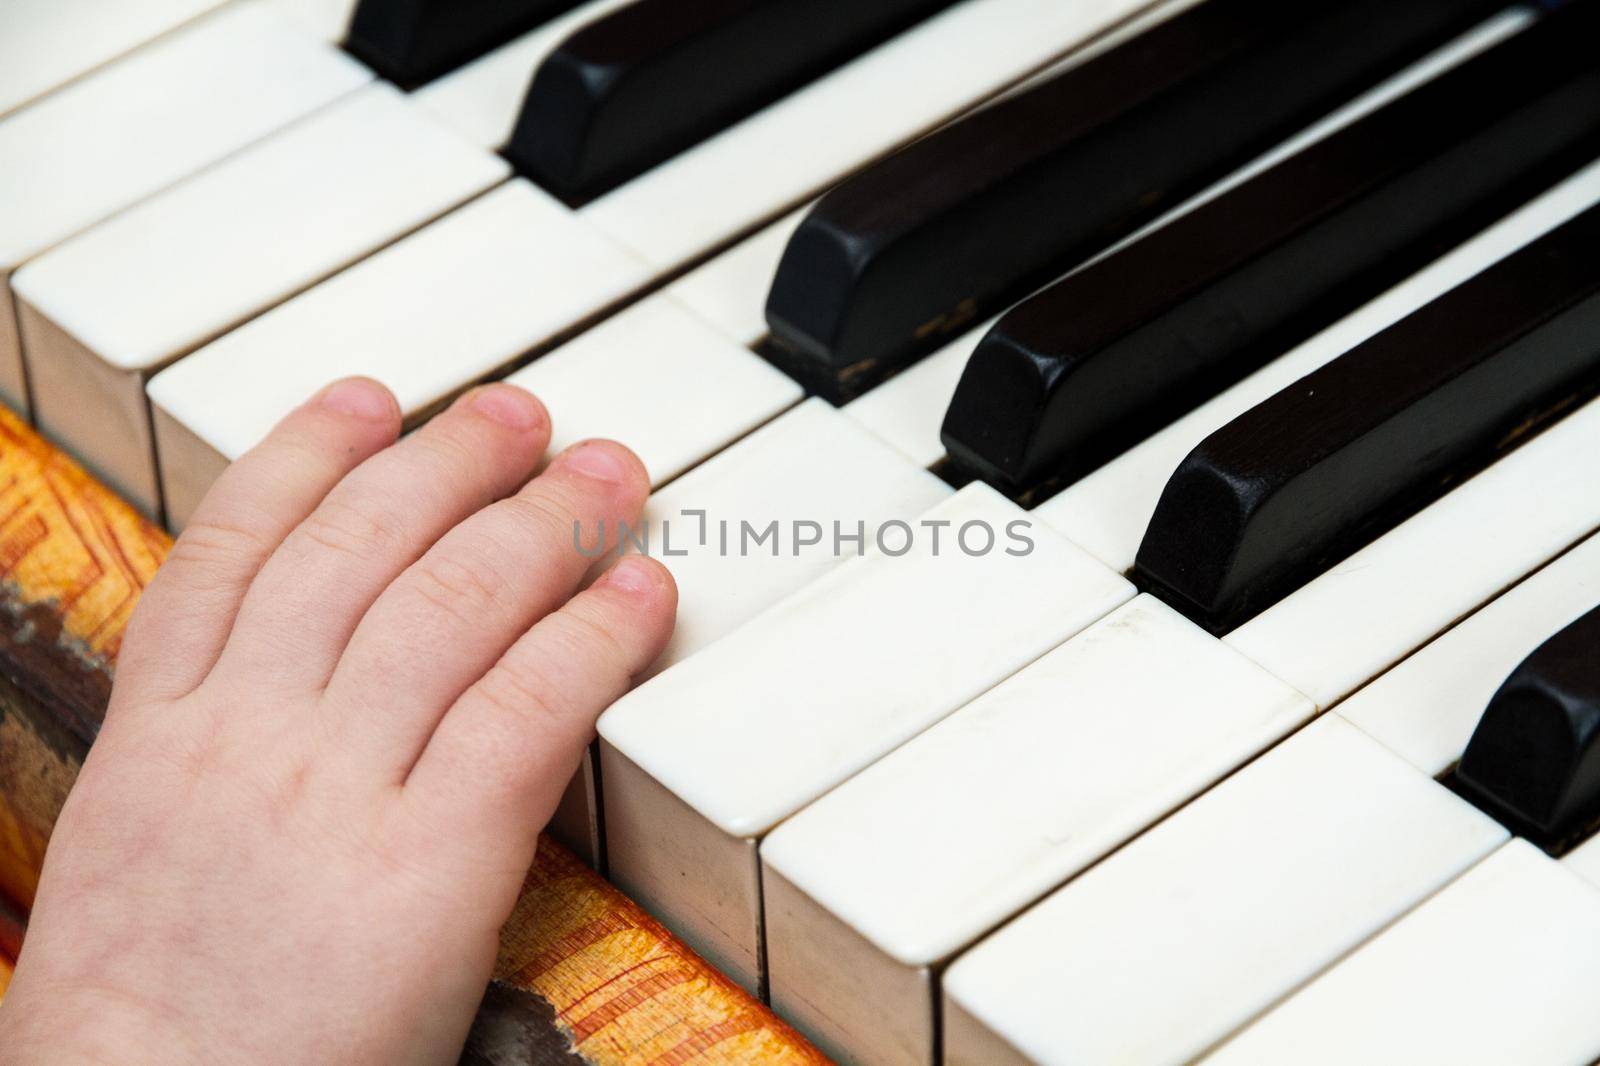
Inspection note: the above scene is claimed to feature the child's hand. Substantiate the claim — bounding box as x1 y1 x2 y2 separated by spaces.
0 379 676 1064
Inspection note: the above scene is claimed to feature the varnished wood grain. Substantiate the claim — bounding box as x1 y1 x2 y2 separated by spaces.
0 404 825 1064
492 842 828 1065
0 404 161 907
0 856 26 1002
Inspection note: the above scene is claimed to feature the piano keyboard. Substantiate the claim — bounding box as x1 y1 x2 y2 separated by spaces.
8 0 1600 1063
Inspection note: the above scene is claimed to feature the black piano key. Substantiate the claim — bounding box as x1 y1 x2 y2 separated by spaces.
346 0 580 89
942 7 1600 496
1456 606 1600 848
1134 204 1600 635
761 0 1506 402
507 0 960 203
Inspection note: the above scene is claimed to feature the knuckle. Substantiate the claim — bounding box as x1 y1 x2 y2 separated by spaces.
265 433 336 474
496 492 591 566
296 497 403 561
167 518 275 571
417 422 496 485
500 490 575 535
408 551 515 629
244 420 362 487
476 661 570 729
556 609 629 669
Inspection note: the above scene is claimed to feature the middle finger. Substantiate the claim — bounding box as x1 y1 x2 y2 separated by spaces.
322 438 649 780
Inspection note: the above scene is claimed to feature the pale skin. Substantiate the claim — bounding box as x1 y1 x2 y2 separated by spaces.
0 377 677 1064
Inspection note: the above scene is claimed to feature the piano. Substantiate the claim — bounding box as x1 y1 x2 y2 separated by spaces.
3 0 1600 1062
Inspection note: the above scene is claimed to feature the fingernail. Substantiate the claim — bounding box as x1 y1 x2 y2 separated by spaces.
603 556 655 595
318 378 394 421
562 440 631 484
468 384 546 432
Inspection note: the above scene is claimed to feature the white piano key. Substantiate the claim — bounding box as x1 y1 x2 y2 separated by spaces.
760 594 1313 1064
0 0 228 118
599 483 1133 993
260 0 361 42
145 179 650 529
1564 834 1600 890
1036 155 1600 573
580 0 1161 270
843 325 988 469
13 83 507 516
942 715 1506 1066
1226 393 1600 710
0 1 372 415
630 398 950 672
17 81 506 367
499 211 806 488
660 210 804 346
148 192 791 527
504 300 800 488
1337 531 1600 778
1206 840 1600 1066
408 0 636 151
0 1 372 269
549 398 945 883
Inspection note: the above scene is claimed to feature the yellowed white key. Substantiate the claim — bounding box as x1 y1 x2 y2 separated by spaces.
261 0 361 42
547 398 947 866
146 179 651 529
503 212 806 487
769 392 1600 1062
408 0 636 150
599 483 1133 993
661 209 804 344
504 301 799 488
1338 531 1600 778
943 389 1600 1063
1565 834 1600 890
1205 841 1600 1066
844 326 989 468
0 0 229 117
942 716 1505 1066
0 1 371 415
761 594 1312 1063
632 398 951 672
14 83 506 516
